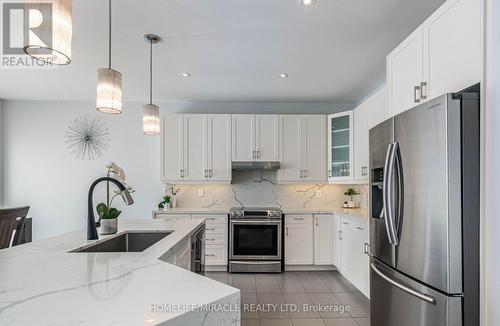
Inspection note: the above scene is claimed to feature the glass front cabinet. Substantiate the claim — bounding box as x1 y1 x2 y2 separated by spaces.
328 111 354 182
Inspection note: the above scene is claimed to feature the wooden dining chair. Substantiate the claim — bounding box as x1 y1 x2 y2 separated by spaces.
0 206 30 249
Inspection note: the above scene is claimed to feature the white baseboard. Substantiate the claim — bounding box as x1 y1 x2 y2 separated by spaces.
285 265 337 271
205 265 228 272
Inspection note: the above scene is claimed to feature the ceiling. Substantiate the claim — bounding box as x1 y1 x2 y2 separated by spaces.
0 0 445 103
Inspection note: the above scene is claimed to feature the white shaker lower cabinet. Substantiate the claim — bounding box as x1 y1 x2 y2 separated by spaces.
339 216 370 298
313 214 335 265
192 214 228 270
285 215 314 265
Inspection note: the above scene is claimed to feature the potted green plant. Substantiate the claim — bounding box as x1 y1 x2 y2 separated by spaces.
97 162 135 235
96 202 121 234
158 195 171 210
344 188 360 208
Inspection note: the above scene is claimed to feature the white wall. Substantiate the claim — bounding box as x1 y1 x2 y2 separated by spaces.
1 100 354 240
2 100 162 240
483 0 500 324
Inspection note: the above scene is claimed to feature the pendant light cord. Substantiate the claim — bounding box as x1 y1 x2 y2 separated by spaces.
149 41 153 105
108 0 112 69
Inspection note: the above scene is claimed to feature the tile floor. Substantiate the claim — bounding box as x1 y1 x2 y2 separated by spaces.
205 271 370 326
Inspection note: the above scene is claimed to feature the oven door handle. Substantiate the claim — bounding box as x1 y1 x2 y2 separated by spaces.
230 220 281 225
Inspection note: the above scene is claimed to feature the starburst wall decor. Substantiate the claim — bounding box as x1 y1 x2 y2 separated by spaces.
65 116 110 160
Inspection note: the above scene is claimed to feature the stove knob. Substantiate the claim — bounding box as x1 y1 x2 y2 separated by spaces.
237 211 243 217
231 211 237 217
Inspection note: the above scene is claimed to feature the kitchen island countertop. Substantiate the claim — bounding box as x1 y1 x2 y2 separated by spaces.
0 218 240 326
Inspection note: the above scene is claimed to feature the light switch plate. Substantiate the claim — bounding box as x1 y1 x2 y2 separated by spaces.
198 188 205 197
316 190 322 198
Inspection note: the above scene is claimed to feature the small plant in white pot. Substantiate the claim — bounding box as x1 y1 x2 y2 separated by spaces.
158 196 171 210
344 188 360 208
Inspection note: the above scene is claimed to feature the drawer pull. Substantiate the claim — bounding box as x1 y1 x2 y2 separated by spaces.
356 226 364 230
206 238 216 241
294 218 304 221
342 222 350 225
206 228 216 231
206 254 216 257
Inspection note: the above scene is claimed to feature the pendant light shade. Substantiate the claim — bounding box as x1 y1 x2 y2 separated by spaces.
143 34 161 135
143 104 160 135
96 0 122 114
96 68 122 114
23 0 73 65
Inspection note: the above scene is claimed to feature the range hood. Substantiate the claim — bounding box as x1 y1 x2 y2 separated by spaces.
232 161 280 170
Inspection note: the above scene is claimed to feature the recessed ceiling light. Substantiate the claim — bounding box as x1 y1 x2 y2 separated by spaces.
180 72 191 78
300 0 316 7
278 73 289 79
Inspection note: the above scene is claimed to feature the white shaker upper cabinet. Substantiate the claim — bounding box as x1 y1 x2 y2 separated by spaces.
279 115 327 183
161 114 184 182
328 111 354 183
231 114 255 162
161 114 231 184
387 26 424 117
301 115 327 182
422 0 481 99
206 115 232 182
255 115 279 161
232 115 278 162
353 86 387 182
278 115 302 182
182 114 207 181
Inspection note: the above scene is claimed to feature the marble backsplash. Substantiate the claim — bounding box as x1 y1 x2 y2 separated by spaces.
168 171 368 211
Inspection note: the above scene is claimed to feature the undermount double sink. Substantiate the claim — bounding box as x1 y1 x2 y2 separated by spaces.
70 231 172 253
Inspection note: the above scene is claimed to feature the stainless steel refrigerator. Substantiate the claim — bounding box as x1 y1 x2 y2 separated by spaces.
369 85 480 326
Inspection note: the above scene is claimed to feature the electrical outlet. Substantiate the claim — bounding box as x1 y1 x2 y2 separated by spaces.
316 190 322 198
198 188 205 197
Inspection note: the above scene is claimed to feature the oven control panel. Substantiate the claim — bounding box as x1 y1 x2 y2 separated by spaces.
229 207 282 219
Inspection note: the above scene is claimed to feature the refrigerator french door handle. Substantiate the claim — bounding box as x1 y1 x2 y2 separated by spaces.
383 143 398 244
395 144 404 244
371 263 436 304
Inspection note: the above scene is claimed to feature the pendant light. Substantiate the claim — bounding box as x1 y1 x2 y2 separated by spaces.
23 0 73 65
143 34 161 135
96 0 122 114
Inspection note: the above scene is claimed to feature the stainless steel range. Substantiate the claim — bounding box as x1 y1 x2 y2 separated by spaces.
229 207 282 273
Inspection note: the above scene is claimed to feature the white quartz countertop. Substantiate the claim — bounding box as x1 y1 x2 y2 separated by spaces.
154 208 230 215
154 208 368 221
0 219 239 326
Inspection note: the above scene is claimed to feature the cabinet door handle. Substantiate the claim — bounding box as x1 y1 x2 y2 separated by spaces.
180 169 184 178
204 169 208 178
252 150 256 158
364 243 370 255
356 226 364 231
339 230 343 240
329 169 332 178
304 170 308 177
420 81 427 100
257 150 261 158
286 227 289 236
299 170 303 178
414 85 421 103
315 217 318 226
209 169 213 178
342 221 350 225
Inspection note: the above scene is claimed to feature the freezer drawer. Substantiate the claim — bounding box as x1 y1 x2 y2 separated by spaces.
370 259 462 326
